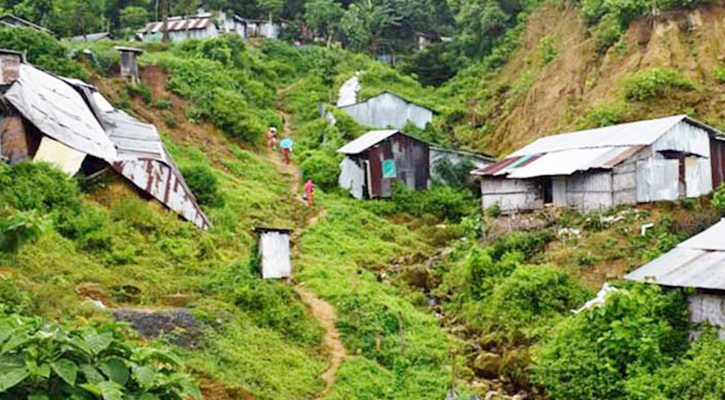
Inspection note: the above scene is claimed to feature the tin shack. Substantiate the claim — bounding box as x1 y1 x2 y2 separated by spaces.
254 227 292 279
625 219 725 336
472 115 725 214
338 130 429 199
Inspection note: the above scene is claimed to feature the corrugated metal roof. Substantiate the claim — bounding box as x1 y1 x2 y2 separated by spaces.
4 64 117 160
139 18 212 33
510 115 688 157
506 147 632 179
337 130 400 154
625 219 725 290
69 85 210 230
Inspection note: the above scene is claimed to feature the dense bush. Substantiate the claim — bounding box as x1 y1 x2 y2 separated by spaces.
387 183 478 220
626 331 725 399
622 68 694 101
181 164 224 207
301 151 340 190
0 209 51 252
491 230 554 260
484 265 587 338
0 27 87 79
0 312 200 399
532 284 689 400
0 162 81 216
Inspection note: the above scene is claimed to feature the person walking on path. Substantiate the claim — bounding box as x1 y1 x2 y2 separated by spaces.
267 127 278 150
280 137 294 165
305 179 315 207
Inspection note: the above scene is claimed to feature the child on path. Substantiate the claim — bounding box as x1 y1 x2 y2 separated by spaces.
267 127 278 150
280 137 294 165
305 179 314 207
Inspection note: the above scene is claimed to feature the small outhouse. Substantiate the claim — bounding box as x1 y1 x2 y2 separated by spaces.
115 46 143 84
253 227 292 279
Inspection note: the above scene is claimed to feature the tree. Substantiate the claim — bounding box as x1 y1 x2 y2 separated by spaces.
120 5 149 32
257 0 284 18
304 0 343 43
160 0 168 41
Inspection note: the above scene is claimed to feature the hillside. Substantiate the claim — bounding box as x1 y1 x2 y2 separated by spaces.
4 3 725 399
448 2 725 156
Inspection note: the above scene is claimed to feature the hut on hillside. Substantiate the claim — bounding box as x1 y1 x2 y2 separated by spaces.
137 13 220 42
0 15 54 36
625 219 725 336
254 227 292 279
0 49 210 229
338 130 430 199
339 91 434 130
472 115 725 214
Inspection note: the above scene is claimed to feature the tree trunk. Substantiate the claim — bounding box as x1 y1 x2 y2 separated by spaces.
185 0 191 39
161 0 169 42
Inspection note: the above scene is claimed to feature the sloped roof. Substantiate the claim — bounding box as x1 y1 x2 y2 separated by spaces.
472 115 720 178
0 15 53 35
66 83 210 230
625 219 725 290
339 91 436 113
337 130 400 154
4 64 117 160
139 17 213 33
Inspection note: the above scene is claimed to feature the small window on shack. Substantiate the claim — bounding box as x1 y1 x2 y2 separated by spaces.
382 159 397 178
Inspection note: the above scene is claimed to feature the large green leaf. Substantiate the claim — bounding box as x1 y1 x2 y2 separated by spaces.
132 364 156 389
82 332 113 355
52 359 78 386
80 364 105 384
0 366 29 391
2 332 32 354
97 380 124 400
100 358 129 385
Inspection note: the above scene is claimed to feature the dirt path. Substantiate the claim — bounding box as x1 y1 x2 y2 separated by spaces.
268 108 346 398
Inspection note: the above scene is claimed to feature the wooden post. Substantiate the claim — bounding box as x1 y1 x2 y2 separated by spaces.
161 0 169 42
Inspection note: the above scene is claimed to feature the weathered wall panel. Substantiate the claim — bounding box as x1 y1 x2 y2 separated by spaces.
259 231 291 279
711 138 725 189
566 172 613 212
688 293 725 330
340 92 433 129
652 121 711 158
481 178 542 213
685 156 713 198
636 157 680 202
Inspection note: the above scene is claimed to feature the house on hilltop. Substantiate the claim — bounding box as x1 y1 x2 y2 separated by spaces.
337 129 494 199
0 49 210 229
625 219 725 336
136 10 281 43
472 115 725 214
339 91 434 130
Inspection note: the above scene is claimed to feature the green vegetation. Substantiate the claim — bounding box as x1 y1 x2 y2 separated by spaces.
0 312 200 399
532 284 688 400
622 68 694 102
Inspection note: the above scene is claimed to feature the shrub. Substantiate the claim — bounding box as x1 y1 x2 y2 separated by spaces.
0 209 51 252
389 183 477 220
181 164 224 207
581 100 627 128
301 151 340 190
626 331 725 400
126 83 153 103
154 99 173 110
538 35 558 66
713 67 725 84
0 312 200 399
0 27 86 79
712 183 725 213
0 162 81 216
484 265 587 339
622 68 694 102
531 284 689 400
491 230 554 260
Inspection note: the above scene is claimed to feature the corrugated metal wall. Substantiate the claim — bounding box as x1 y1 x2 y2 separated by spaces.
481 178 543 213
341 93 433 130
566 171 614 212
711 138 725 189
363 133 429 198
259 231 291 279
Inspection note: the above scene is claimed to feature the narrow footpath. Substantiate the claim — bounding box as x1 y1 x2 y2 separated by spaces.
267 110 343 398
